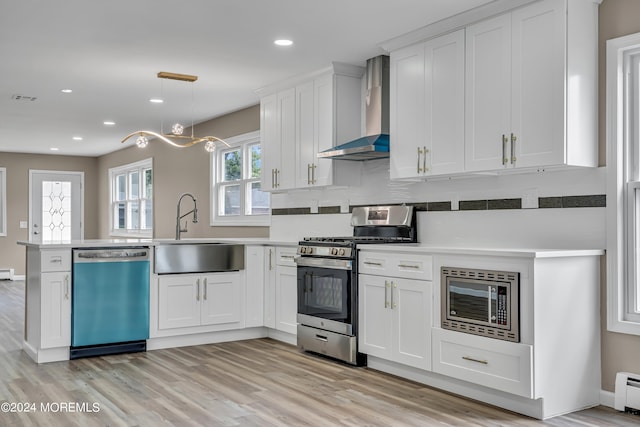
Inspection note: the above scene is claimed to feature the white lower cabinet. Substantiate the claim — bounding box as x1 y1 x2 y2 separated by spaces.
432 327 533 398
274 247 298 335
158 272 242 332
358 251 432 370
40 271 71 349
259 245 298 335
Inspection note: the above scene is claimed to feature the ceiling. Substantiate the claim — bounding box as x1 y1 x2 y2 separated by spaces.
0 0 495 157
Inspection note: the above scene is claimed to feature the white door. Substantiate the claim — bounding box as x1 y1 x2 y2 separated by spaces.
29 171 83 242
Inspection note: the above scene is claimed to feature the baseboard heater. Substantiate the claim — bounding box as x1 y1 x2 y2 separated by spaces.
0 268 14 280
70 340 146 360
615 372 640 414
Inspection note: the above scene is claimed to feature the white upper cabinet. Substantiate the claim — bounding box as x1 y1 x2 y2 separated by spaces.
390 30 465 179
258 64 363 192
390 0 599 178
465 0 598 172
260 88 297 191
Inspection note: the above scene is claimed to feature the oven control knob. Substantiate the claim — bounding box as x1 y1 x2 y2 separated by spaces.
338 248 346 256
299 247 305 254
307 247 314 255
330 248 338 256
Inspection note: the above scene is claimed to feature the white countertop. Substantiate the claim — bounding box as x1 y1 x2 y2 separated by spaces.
18 239 603 258
17 237 298 249
356 243 605 258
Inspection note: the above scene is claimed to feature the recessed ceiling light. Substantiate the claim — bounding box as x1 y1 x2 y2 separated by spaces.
274 39 293 46
149 98 164 104
61 89 73 93
103 121 116 126
72 136 83 141
50 147 59 151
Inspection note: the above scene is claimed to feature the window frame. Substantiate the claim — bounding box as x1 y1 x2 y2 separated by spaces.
0 167 6 237
109 158 153 238
210 131 270 226
606 32 640 334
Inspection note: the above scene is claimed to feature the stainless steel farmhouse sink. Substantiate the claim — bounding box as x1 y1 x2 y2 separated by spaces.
154 243 244 274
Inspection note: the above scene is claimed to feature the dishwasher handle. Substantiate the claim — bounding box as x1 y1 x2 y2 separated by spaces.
74 248 150 263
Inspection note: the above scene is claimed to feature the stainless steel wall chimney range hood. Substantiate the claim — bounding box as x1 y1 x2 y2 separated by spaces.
317 55 389 161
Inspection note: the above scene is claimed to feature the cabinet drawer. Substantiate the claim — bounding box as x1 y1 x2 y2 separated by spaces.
359 251 432 280
41 250 71 272
276 247 298 267
432 328 533 398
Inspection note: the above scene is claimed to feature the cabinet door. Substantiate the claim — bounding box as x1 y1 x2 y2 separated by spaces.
276 88 297 190
393 278 432 370
511 0 565 168
260 93 279 191
158 275 200 330
313 72 335 187
425 30 465 175
358 274 393 359
200 272 242 327
275 265 298 334
295 81 316 188
465 14 512 171
245 246 265 328
263 247 277 328
390 43 425 179
40 271 71 348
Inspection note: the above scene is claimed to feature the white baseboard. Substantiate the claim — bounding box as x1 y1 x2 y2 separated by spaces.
600 389 615 409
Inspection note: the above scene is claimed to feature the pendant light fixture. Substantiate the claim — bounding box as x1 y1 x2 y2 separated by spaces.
121 72 230 153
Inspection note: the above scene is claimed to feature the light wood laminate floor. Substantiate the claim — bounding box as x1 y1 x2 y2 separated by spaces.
0 280 637 426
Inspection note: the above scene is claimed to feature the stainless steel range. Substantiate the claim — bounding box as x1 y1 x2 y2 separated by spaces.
295 205 416 365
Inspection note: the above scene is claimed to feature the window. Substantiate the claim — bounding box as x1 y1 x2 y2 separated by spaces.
0 167 5 237
211 131 270 226
607 33 640 334
109 158 153 237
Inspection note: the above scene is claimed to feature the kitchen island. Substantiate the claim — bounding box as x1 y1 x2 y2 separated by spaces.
18 238 297 363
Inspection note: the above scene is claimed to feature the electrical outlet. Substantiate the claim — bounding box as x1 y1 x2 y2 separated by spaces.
522 189 539 209
451 195 459 211
19 221 28 229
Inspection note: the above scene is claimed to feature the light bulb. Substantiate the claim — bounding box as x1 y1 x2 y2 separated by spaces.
172 123 184 135
136 135 149 148
204 140 216 153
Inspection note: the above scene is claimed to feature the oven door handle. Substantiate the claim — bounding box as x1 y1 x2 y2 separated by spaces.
294 256 352 270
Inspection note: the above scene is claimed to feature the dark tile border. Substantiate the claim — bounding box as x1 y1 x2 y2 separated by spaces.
539 195 606 209
271 194 605 216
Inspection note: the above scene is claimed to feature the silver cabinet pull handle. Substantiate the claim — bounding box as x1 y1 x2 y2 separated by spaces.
462 356 488 365
510 133 517 164
64 274 69 300
268 248 273 271
307 164 312 185
398 264 420 269
312 164 317 184
276 169 280 188
282 255 295 259
502 134 508 165
391 281 397 309
364 261 383 266
203 277 208 301
417 147 423 173
384 280 390 308
196 278 200 301
423 146 428 172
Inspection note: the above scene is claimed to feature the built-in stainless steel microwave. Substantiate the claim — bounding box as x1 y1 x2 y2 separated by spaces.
441 267 519 343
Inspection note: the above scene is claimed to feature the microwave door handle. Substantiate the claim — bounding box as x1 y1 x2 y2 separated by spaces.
488 286 495 324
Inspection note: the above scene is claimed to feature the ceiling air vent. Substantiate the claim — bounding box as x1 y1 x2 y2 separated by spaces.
11 94 37 102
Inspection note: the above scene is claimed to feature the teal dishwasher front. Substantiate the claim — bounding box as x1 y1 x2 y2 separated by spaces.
71 247 150 359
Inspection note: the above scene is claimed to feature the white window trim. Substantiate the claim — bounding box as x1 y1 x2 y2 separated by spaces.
109 158 153 238
210 130 270 227
606 32 640 335
0 167 6 237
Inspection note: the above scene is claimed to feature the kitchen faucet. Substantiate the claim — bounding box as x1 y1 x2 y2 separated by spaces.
176 193 198 240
